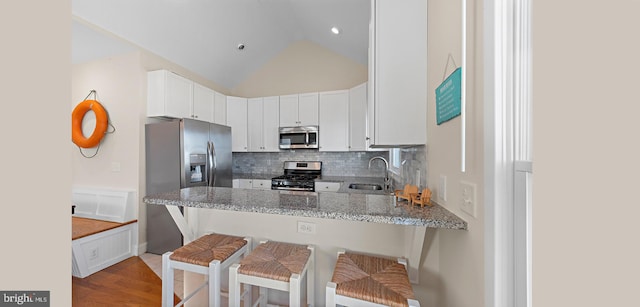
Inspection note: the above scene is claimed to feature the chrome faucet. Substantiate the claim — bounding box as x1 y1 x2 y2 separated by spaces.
368 156 391 192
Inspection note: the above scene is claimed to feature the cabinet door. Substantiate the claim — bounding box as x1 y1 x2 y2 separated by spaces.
247 98 264 151
279 94 299 127
315 181 342 192
319 90 349 151
147 70 192 119
252 179 271 190
164 71 193 119
213 91 227 125
298 92 319 126
192 82 215 122
238 179 253 189
226 96 248 152
369 0 427 146
349 82 368 151
262 96 280 152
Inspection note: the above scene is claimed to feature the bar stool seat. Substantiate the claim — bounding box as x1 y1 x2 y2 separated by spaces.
230 240 315 307
326 251 420 307
162 233 251 307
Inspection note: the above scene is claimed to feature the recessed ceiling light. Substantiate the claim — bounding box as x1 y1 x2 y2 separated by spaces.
331 27 341 35
237 43 245 50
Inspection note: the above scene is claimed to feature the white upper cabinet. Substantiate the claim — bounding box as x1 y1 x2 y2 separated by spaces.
297 92 319 126
147 69 193 119
213 91 227 125
226 96 248 152
349 82 368 151
247 96 280 152
279 94 299 127
368 0 427 147
279 93 319 127
319 90 349 152
192 82 215 122
262 96 281 151
147 69 228 125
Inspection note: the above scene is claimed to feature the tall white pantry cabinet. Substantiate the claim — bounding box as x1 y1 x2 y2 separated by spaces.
368 0 427 147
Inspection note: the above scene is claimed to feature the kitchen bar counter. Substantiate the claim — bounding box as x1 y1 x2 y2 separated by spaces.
144 186 466 286
143 186 467 229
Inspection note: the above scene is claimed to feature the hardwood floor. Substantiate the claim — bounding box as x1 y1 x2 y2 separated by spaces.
72 256 179 306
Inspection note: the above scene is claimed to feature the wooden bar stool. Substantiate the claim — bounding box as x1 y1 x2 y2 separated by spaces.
162 233 251 307
229 240 315 307
326 251 420 307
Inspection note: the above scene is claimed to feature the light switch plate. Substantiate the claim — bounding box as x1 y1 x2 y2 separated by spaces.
460 181 477 217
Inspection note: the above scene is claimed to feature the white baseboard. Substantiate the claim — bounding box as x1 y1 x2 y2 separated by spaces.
138 242 147 255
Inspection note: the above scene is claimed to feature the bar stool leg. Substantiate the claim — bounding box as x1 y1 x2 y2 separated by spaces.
162 252 174 307
229 263 241 307
325 282 337 307
208 260 221 307
259 287 268 307
307 246 315 307
289 273 301 307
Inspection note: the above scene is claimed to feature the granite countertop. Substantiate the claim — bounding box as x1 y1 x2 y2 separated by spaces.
143 186 467 230
316 176 389 194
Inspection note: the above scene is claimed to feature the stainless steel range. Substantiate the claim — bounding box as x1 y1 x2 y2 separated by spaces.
271 161 322 191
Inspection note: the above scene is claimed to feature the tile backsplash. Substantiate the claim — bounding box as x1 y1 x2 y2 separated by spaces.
233 151 390 177
389 145 428 189
233 145 427 190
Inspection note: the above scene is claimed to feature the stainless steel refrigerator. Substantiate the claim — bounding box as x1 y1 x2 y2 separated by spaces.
145 118 232 254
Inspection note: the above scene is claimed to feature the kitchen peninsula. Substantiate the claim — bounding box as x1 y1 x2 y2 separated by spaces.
143 186 467 305
143 186 466 229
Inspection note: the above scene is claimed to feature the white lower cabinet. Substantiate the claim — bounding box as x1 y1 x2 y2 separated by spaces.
233 179 271 190
252 179 272 190
315 181 342 192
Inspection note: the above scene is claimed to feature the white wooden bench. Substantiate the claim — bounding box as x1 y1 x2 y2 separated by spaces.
71 187 139 278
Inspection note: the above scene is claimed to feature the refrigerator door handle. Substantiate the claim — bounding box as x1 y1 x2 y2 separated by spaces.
208 141 217 187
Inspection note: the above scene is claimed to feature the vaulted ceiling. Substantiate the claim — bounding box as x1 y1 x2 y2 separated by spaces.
72 0 371 90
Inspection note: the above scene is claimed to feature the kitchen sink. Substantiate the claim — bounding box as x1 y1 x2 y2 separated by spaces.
348 183 383 191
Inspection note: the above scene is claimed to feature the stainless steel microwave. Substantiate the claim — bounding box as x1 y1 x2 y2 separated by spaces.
279 126 319 149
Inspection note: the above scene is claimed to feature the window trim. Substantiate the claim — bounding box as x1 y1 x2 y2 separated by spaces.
388 148 401 175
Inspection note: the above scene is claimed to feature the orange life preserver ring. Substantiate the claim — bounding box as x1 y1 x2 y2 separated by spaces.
71 99 108 148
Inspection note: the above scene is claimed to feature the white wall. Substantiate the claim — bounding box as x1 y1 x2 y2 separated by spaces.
427 0 485 306
532 0 640 305
71 51 147 249
231 40 368 98
71 52 144 189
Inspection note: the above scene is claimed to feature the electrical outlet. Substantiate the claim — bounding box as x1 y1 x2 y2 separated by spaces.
439 175 447 201
297 221 316 234
89 247 99 260
460 181 477 217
